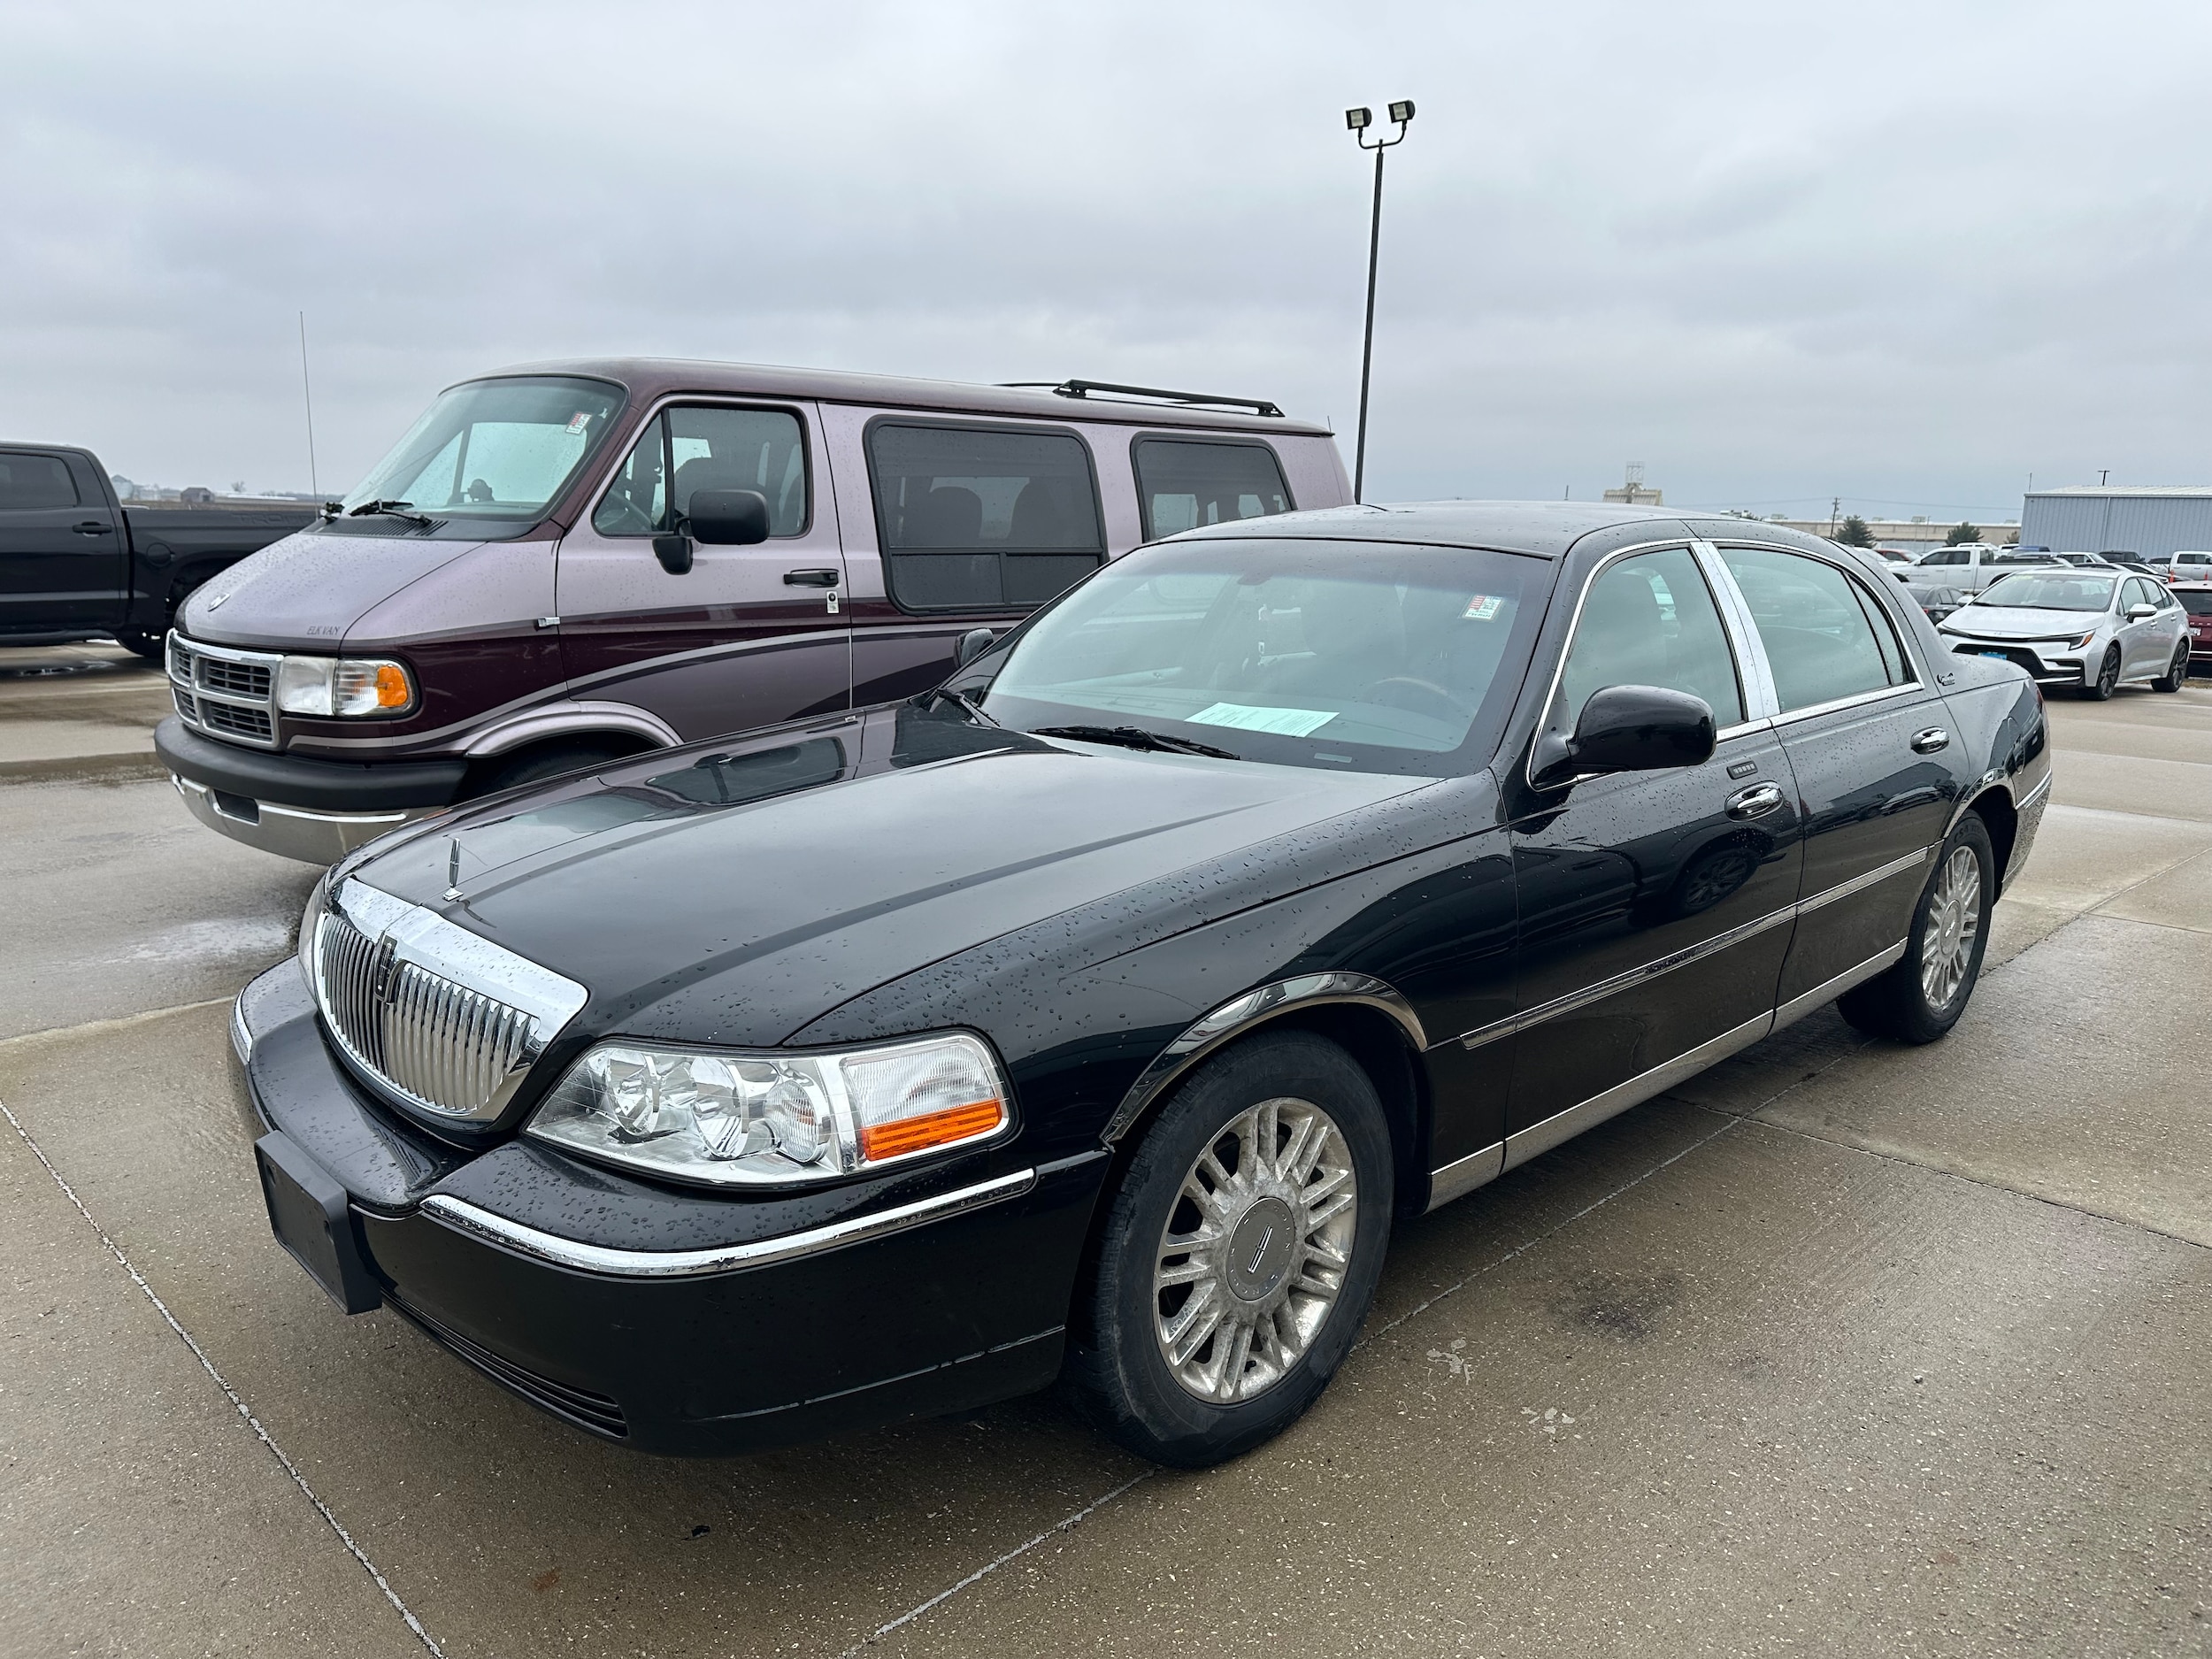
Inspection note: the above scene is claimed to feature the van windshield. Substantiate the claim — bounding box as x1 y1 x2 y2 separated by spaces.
332 376 624 539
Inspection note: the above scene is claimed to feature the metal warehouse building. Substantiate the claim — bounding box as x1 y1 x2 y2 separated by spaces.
2019 487 2212 557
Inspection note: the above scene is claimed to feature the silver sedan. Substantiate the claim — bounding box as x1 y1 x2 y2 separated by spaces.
1936 567 2193 698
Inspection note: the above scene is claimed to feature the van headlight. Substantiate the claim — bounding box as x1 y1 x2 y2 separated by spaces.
274 655 416 717
526 1033 1011 1187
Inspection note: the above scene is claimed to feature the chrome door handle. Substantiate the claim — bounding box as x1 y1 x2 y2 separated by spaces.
1725 782 1785 819
1910 727 1950 754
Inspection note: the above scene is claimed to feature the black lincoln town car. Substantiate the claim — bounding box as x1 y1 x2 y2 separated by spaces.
233 501 2048 1467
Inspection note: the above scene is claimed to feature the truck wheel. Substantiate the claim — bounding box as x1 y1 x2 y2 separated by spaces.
2152 641 2190 694
1838 813 1994 1045
112 629 167 663
1069 1031 1393 1468
2080 646 2121 700
465 739 640 799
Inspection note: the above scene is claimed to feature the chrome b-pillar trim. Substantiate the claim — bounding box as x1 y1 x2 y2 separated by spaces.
419 1168 1037 1279
1100 972 1428 1146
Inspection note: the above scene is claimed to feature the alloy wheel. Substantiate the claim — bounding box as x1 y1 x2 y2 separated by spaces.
2097 649 2120 697
1152 1095 1356 1403
1920 844 1983 1010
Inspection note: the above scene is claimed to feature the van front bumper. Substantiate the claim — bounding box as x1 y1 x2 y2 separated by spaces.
230 964 1098 1455
157 716 465 864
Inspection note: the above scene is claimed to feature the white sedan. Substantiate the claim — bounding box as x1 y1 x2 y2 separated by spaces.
1936 568 2193 699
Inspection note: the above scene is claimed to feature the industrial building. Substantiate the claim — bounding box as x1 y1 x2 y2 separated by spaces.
2017 487 2212 557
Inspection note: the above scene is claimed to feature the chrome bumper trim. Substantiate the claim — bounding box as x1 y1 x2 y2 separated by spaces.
173 773 432 865
418 1168 1038 1279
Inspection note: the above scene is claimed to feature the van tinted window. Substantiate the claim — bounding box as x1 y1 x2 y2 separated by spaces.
869 423 1103 611
0 452 80 510
593 406 807 537
1132 439 1293 539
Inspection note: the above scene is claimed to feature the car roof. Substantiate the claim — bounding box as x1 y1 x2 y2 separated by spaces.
450 357 1331 437
1164 499 1852 561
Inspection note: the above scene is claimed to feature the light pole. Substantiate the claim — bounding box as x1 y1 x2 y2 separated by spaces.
1346 98 1414 503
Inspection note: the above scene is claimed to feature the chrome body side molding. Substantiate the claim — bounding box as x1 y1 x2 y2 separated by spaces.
1502 1010 1774 1173
1424 1141 1505 1212
1793 845 1934 917
419 1169 1037 1279
1770 939 1909 1034
1101 972 1427 1145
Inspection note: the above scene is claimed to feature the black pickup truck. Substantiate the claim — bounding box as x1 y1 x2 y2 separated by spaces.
0 444 318 659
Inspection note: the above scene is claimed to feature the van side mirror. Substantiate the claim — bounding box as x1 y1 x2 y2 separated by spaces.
652 534 694 575
955 627 996 668
688 489 772 546
1531 685 1716 790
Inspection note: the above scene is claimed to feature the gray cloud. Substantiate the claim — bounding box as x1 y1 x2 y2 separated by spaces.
4 0 2208 522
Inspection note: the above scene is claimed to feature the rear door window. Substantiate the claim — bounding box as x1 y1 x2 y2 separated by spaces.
867 422 1103 611
593 405 809 537
0 452 81 510
1718 547 1903 712
1131 439 1294 539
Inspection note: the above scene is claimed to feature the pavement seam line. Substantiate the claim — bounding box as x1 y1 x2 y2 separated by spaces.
835 1471 1156 1655
0 997 231 1052
1737 1111 2212 1255
0 1090 447 1658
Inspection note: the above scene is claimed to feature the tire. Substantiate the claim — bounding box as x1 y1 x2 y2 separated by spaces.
112 629 166 663
1837 812 1995 1045
2079 645 2121 700
1069 1031 1394 1468
2153 641 2190 694
466 739 638 798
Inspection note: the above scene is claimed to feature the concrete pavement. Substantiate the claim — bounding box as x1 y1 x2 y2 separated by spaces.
3 660 2208 1656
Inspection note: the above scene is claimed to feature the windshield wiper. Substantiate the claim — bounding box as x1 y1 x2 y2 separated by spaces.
347 499 434 528
1028 724 1240 760
917 687 1000 727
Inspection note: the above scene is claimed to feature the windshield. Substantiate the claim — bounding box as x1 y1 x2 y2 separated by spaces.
1976 573 2116 611
334 375 624 538
972 538 1548 775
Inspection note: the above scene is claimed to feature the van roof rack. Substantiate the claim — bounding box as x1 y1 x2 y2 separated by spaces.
999 379 1283 419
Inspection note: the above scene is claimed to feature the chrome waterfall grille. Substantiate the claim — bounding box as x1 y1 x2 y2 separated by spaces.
307 879 588 1124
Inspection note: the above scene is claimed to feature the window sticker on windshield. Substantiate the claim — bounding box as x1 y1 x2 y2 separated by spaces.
565 411 593 434
1189 702 1337 737
1463 594 1504 621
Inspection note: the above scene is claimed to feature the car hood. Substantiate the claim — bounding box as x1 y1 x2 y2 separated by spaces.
341 706 1440 1049
176 527 493 651
1942 606 2107 640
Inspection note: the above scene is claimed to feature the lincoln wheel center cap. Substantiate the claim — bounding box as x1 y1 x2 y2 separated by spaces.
1225 1195 1299 1302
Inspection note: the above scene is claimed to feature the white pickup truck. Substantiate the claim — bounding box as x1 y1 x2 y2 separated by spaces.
1895 546 2063 621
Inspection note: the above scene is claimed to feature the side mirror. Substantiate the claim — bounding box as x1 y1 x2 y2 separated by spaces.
688 489 771 547
2127 603 2158 620
954 627 996 668
652 533 693 575
1531 685 1716 790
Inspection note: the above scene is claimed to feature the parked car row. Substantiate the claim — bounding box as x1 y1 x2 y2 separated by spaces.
228 485 2052 1466
152 364 1348 862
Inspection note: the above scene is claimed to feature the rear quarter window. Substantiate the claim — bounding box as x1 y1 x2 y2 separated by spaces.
1131 438 1293 539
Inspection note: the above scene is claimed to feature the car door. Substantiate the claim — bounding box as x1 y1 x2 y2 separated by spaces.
0 449 123 634
556 400 849 742
1711 543 1960 1015
1502 544 1804 1167
2119 578 2170 676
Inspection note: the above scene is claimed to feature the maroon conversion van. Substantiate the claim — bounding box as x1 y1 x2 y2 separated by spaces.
154 362 1348 861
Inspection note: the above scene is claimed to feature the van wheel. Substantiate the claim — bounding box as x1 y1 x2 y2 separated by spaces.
2080 646 2121 700
2153 641 2190 694
1069 1031 1392 1468
466 739 640 799
1838 813 1994 1045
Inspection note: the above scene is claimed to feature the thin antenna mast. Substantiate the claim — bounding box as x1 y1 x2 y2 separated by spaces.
298 311 320 497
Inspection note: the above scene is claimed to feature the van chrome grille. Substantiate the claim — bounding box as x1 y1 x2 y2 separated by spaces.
166 632 281 751
309 879 588 1125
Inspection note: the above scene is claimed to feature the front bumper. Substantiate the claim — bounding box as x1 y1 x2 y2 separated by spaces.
1943 639 2091 685
230 964 1102 1455
157 716 465 864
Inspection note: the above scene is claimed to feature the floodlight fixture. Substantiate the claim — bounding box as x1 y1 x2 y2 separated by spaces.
1342 96 1417 503
1388 99 1416 124
1346 106 1371 131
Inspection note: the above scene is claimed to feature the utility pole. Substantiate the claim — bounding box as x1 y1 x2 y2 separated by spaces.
1345 99 1415 503
1830 495 1841 535
2100 469 2110 486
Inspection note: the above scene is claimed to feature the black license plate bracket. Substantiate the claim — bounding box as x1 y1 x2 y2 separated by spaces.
255 1133 381 1314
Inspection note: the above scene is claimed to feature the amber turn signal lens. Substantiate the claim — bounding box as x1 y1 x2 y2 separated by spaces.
857 1098 1003 1163
375 664 410 708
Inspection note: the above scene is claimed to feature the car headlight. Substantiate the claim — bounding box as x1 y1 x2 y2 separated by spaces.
2070 632 2096 650
274 654 416 717
526 1032 1011 1187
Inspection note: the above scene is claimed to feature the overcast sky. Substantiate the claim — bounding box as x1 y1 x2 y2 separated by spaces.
6 0 2210 523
